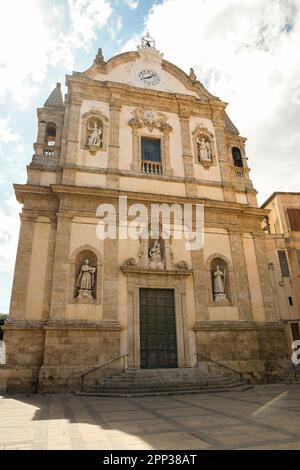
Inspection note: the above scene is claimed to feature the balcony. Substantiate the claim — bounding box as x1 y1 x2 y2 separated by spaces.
141 160 162 175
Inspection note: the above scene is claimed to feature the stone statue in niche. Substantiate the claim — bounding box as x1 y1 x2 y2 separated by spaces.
76 258 96 299
149 240 164 270
197 137 212 162
213 265 228 301
87 120 103 153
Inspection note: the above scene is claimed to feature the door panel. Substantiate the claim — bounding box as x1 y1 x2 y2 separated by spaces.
139 288 177 369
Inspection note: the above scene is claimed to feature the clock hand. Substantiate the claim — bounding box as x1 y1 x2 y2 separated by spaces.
144 73 156 80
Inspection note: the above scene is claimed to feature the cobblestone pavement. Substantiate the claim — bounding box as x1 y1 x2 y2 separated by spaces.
0 384 299 450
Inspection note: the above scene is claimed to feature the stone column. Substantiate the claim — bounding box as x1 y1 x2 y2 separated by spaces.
42 219 57 320
49 214 72 319
161 125 173 176
129 120 141 172
213 110 236 203
107 100 121 190
34 121 47 157
253 234 278 321
62 98 82 177
9 214 36 320
179 114 197 197
229 230 253 321
192 250 210 322
102 237 119 322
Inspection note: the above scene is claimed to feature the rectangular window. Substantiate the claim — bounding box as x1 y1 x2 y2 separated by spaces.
287 209 300 231
141 138 161 162
277 250 290 277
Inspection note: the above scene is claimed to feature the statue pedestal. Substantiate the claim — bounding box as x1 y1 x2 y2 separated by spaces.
200 158 213 169
149 261 165 270
76 289 94 300
88 144 101 155
214 293 228 302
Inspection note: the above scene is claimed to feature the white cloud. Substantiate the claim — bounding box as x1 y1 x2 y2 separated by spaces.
134 0 300 203
107 15 124 40
124 0 139 9
0 119 20 143
0 0 112 107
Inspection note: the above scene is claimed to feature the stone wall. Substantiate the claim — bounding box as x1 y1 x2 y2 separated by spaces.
194 322 288 383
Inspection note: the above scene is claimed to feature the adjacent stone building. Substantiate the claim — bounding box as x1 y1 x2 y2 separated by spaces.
262 192 300 349
0 36 291 392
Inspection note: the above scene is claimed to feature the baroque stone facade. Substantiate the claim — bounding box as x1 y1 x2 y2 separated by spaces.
0 36 291 393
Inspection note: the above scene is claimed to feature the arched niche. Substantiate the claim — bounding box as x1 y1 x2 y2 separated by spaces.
68 245 103 305
80 109 109 154
205 253 236 306
138 225 174 271
192 125 216 169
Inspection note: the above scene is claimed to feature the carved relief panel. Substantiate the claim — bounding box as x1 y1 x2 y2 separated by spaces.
80 109 109 155
192 125 217 169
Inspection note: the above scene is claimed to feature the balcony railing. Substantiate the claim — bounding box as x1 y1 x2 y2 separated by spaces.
142 160 162 175
42 145 60 158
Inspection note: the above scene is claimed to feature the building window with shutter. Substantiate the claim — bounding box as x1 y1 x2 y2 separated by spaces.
141 138 162 174
287 209 300 231
277 250 290 277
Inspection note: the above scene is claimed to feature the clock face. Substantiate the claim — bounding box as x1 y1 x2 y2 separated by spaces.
138 69 160 87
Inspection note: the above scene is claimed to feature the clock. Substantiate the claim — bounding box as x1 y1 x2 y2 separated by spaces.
137 69 160 87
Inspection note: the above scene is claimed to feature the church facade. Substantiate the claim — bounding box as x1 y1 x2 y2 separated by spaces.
0 36 290 392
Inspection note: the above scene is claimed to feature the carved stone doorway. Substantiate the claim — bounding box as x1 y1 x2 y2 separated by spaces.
139 288 177 369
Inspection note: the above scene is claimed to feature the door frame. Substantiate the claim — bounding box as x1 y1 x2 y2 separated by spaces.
124 271 192 369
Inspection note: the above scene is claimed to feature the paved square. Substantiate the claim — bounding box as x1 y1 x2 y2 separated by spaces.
0 385 299 450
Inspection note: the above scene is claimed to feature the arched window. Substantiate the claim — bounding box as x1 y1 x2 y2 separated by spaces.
232 147 243 168
45 123 57 147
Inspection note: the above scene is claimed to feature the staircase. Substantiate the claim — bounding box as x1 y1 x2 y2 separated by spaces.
77 368 251 397
278 362 300 384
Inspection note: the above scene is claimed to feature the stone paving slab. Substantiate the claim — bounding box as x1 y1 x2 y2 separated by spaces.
0 384 299 450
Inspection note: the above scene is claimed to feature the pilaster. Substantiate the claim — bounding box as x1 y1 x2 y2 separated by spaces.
107 100 121 190
9 214 36 320
253 234 279 321
179 114 197 197
62 98 82 182
229 230 253 321
50 214 73 319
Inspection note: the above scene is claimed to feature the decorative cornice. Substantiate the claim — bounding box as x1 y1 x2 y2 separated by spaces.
121 267 192 277
5 319 122 331
193 321 284 332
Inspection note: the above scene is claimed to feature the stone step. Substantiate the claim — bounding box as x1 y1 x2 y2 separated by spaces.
92 378 243 389
99 375 233 383
87 382 244 393
97 379 239 388
76 384 252 398
81 367 249 398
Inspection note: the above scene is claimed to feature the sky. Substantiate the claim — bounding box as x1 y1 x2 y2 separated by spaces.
0 0 300 313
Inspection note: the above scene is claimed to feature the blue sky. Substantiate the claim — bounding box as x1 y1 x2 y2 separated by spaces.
1 0 300 313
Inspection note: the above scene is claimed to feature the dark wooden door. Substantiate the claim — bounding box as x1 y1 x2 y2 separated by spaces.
139 288 177 369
